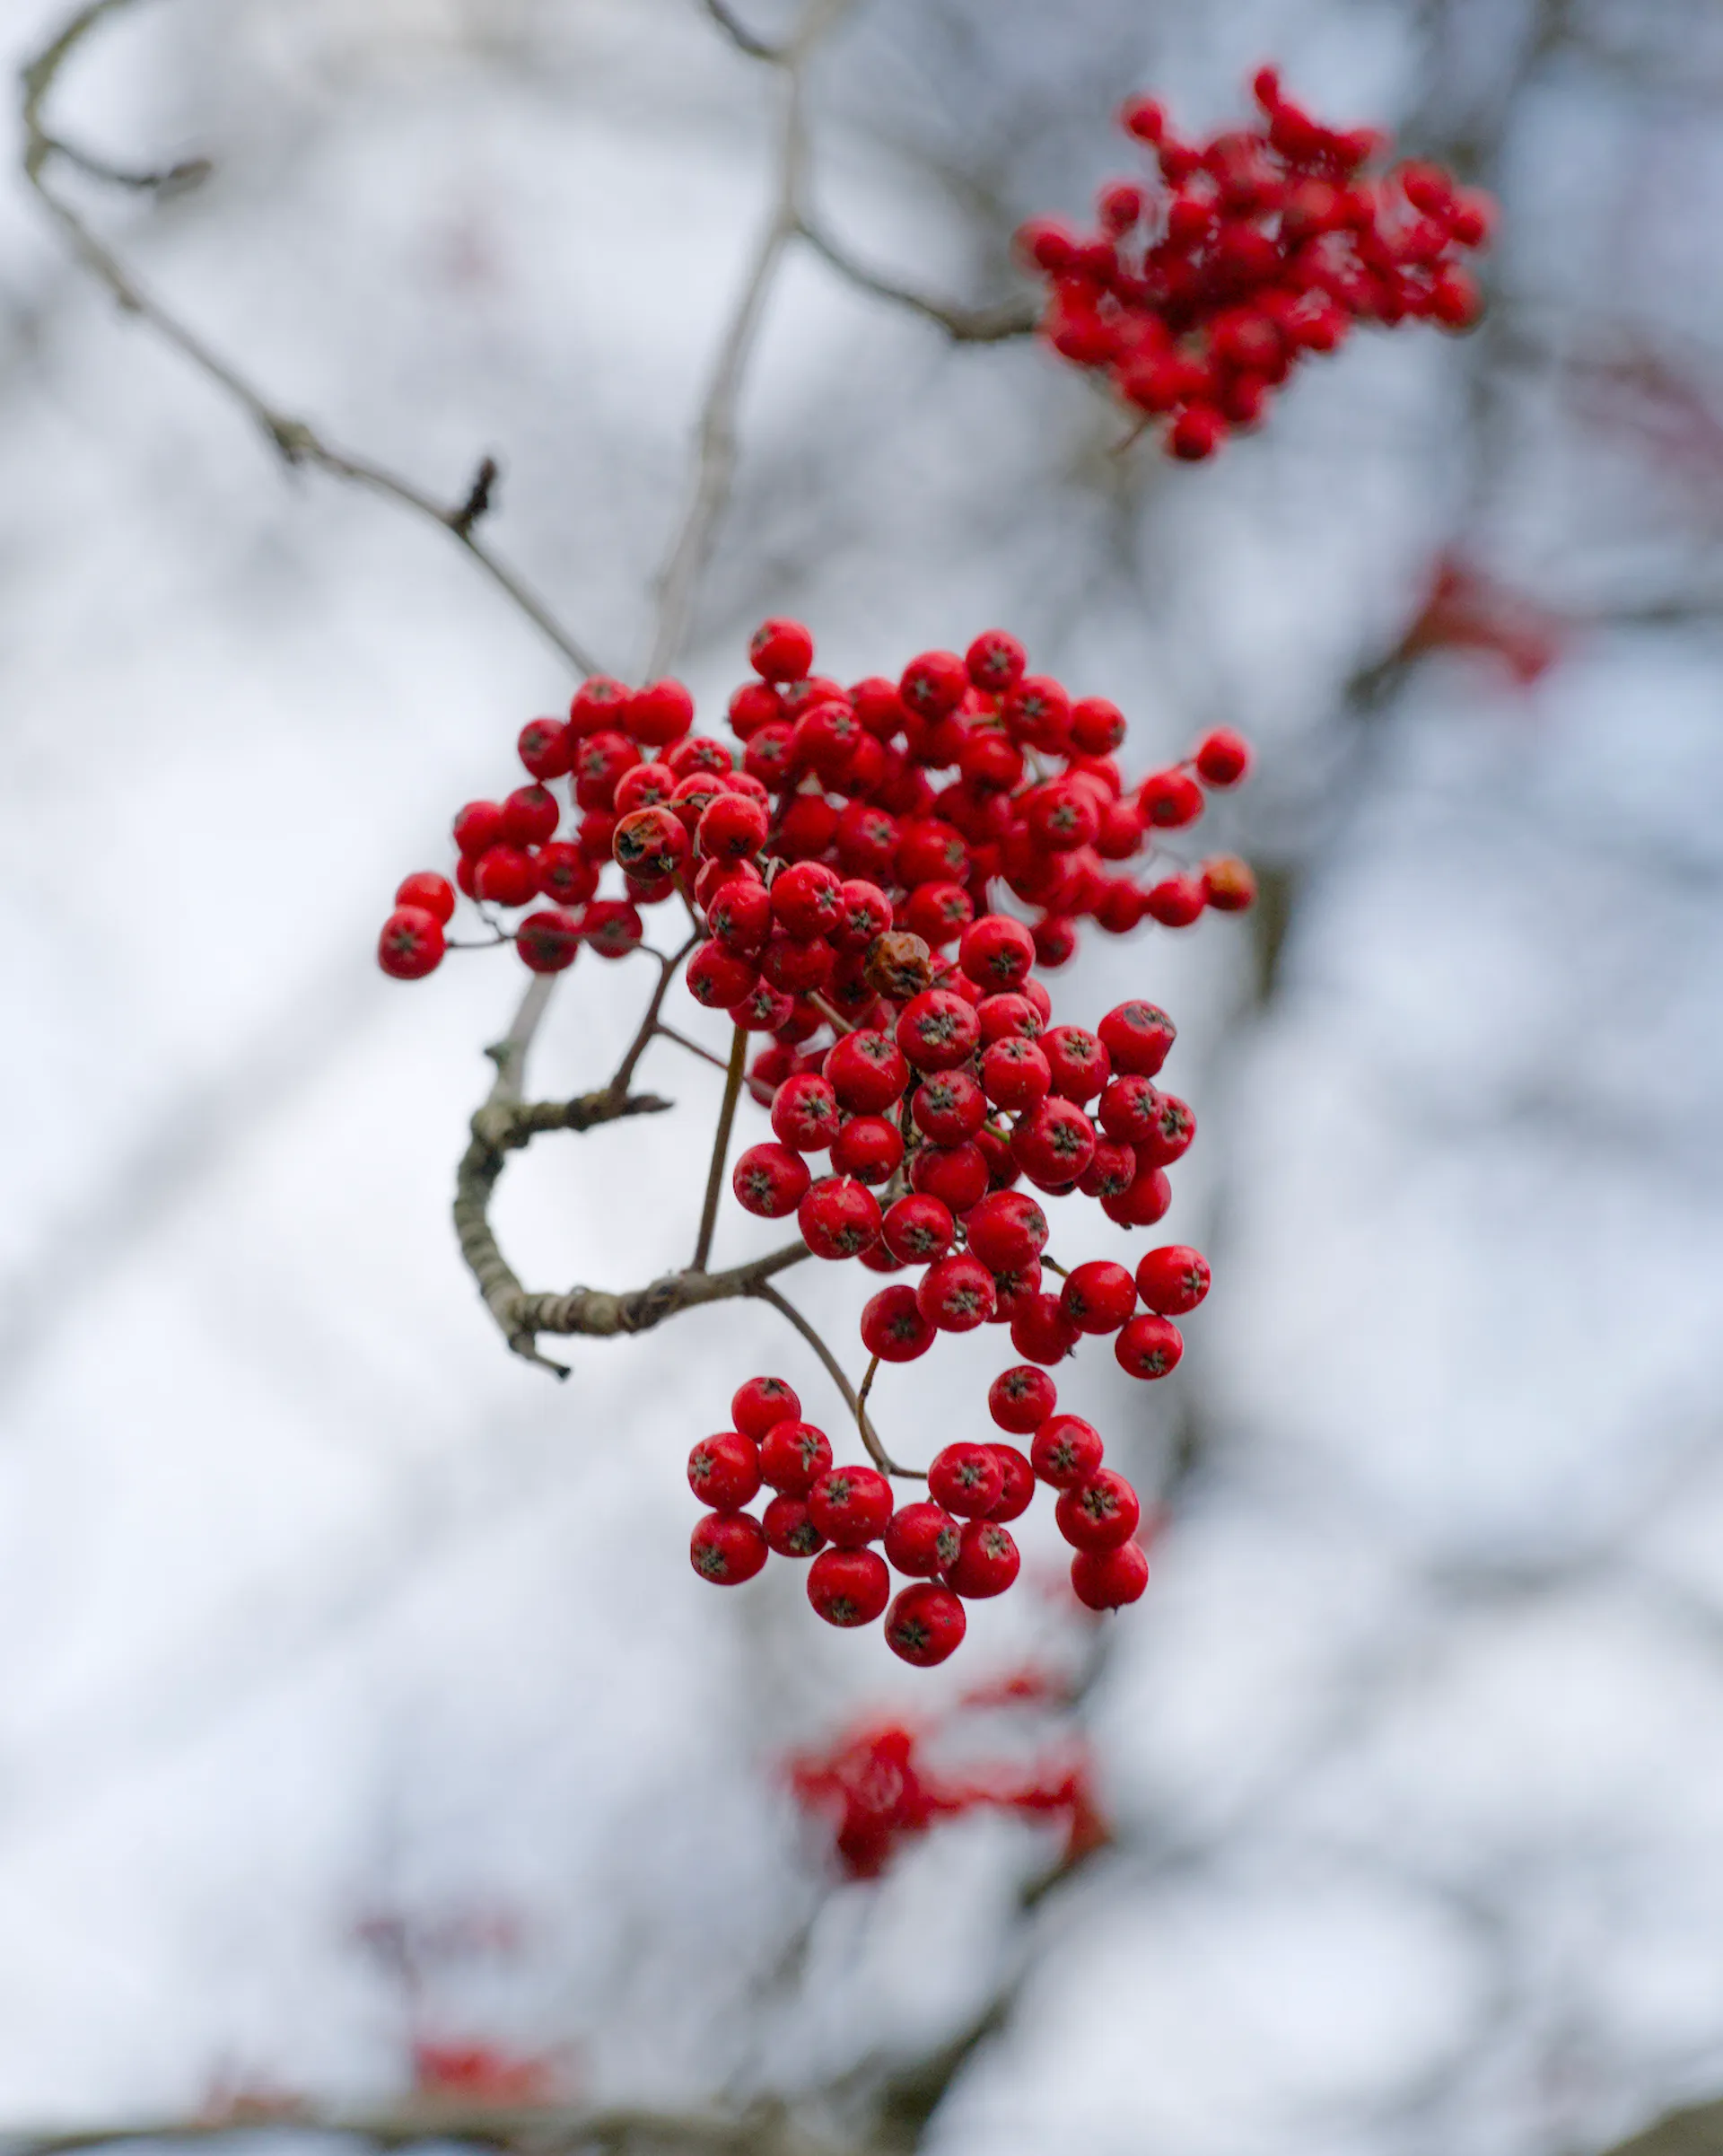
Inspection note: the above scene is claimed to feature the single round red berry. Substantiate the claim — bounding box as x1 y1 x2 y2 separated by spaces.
987 1444 1036 1521
825 1030 909 1114
1105 1162 1172 1228
799 1177 883 1260
378 906 444 979
688 1431 762 1510
861 1284 935 1363
1194 727 1250 786
690 1510 768 1585
581 898 645 958
395 872 455 924
709 878 773 955
687 942 758 1011
882 1194 955 1265
1143 874 1206 928
732 1375 801 1440
1041 1025 1110 1101
763 1493 826 1558
943 1519 1020 1599
927 1441 1005 1519
515 908 583 973
759 1418 833 1495
733 1142 811 1219
965 628 1026 693
1071 1539 1150 1610
885 1582 967 1665
964 1191 1049 1274
808 1464 895 1547
900 650 968 720
1203 855 1257 911
911 1070 988 1145
536 842 599 907
517 717 573 780
1068 696 1127 755
1055 1468 1141 1553
917 1256 997 1333
977 992 1044 1044
1010 1098 1098 1188
453 800 505 857
771 860 843 939
628 679 695 748
1138 768 1204 828
831 1115 904 1185
749 617 816 683
1134 1245 1211 1316
1115 1313 1185 1380
988 1364 1057 1435
568 675 631 736
808 1546 891 1626
771 1073 840 1152
475 845 538 907
1079 1138 1137 1199
958 914 1036 992
1133 1091 1195 1167
909 1142 991 1214
980 1037 1052 1112
698 792 769 862
1031 1414 1104 1490
1009 1293 1079 1367
884 1501 962 1578
1098 1001 1176 1077
1060 1260 1139 1334
896 989 981 1073
502 784 560 846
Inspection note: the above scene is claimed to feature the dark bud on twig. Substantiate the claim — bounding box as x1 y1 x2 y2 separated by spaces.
450 454 500 537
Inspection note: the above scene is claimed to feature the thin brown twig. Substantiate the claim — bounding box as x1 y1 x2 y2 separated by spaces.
748 1282 920 1478
796 215 1039 345
702 0 783 62
20 0 606 679
611 933 702 1096
693 1025 748 1271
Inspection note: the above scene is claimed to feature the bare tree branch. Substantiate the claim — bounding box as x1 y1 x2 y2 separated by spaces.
796 217 1036 345
19 0 607 679
747 1281 918 1477
702 0 784 64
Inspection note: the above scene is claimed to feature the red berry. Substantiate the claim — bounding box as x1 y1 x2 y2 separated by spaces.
808 1464 895 1547
977 992 1044 1043
690 1510 768 1585
732 1142 811 1219
1068 696 1127 755
832 1115 905 1185
568 675 631 737
979 1037 1052 1112
517 716 573 780
1055 1468 1141 1553
943 1519 1020 1599
536 842 599 907
628 679 695 748
708 877 773 955
988 1364 1057 1435
502 784 561 846
1134 1091 1194 1166
1194 727 1251 786
825 1030 910 1114
1203 855 1257 911
687 942 758 1011
732 1375 801 1440
698 793 769 863
987 1444 1036 1521
759 1419 833 1495
1041 1025 1111 1102
1141 768 1203 828
909 1142 990 1214
958 914 1036 992
378 906 444 979
1143 874 1206 927
771 860 843 939
1031 1414 1104 1490
1078 1139 1137 1199
916 1256 997 1334
749 617 816 683
612 806 689 881
688 1431 762 1510
861 1284 935 1363
733 981 796 1033
763 1494 826 1558
1026 779 1099 853
882 1194 955 1265
1115 1313 1185 1380
515 908 583 972
1098 1074 1161 1144
1169 405 1228 460
1098 1001 1176 1077
965 1191 1050 1273
1010 1097 1098 1188
965 628 1027 693
799 1177 883 1259
580 898 644 958
475 845 538 907
1105 1162 1172 1228
884 1502 962 1578
771 1073 841 1152
1002 676 1071 752
896 989 981 1073
927 1441 1004 1518
911 1070 988 1145
1134 1244 1211 1315
1071 1539 1150 1610
616 761 678 816
453 800 505 857
1010 1293 1080 1367
885 1582 966 1666
899 650 968 720
808 1547 891 1626
395 872 455 924
1060 1260 1139 1334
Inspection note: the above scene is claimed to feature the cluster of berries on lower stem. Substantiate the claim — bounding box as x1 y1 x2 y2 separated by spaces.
1018 67 1494 459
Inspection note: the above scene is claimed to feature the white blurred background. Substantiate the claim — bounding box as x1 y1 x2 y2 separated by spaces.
4 1 1723 2151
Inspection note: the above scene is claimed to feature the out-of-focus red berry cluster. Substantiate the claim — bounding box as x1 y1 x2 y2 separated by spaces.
1015 67 1494 459
786 1687 1106 1880
376 617 1252 984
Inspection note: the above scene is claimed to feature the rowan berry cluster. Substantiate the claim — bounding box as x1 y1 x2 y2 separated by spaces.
376 618 1252 984
786 1703 1105 1880
1017 66 1494 459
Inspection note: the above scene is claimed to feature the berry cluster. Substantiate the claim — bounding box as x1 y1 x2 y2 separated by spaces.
1017 67 1494 459
787 1703 1105 1880
376 618 1252 983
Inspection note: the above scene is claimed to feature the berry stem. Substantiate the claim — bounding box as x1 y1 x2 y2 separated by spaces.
692 1026 748 1274
750 1283 919 1481
611 933 702 1097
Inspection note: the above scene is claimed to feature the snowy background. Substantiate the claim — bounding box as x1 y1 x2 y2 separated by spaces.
3 0 1723 2151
